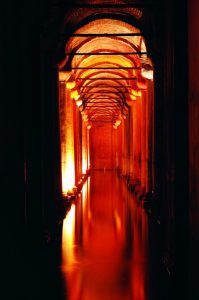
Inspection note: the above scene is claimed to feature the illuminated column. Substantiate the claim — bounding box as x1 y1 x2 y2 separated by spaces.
115 126 119 170
145 80 154 192
126 115 131 176
59 82 67 194
87 127 90 170
82 121 88 174
59 82 75 196
65 88 75 193
141 91 147 189
132 99 141 182
129 106 134 177
117 122 123 174
112 124 119 170
146 80 154 192
74 104 82 182
121 119 127 176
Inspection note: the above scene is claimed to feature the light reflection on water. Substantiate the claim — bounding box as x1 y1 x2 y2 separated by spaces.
62 170 149 300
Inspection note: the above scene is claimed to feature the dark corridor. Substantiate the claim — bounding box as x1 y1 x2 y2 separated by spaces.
2 1 199 300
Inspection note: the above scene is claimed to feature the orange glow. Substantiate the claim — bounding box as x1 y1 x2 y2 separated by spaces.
75 99 82 107
59 71 72 81
66 73 76 89
137 77 147 89
62 150 75 196
60 171 151 300
82 123 88 174
66 81 76 90
82 114 88 122
62 17 151 126
116 119 121 125
130 94 137 101
141 68 153 80
66 19 143 63
87 129 90 169
74 55 135 70
62 204 76 264
114 209 122 232
57 7 155 296
59 86 75 196
132 89 142 97
70 89 79 100
62 205 81 299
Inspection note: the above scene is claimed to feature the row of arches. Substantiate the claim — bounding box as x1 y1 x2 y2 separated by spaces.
56 11 155 201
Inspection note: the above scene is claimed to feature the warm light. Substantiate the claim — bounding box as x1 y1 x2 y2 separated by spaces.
116 119 121 125
62 152 75 196
65 73 76 90
87 124 92 130
62 204 76 265
62 203 82 300
113 124 117 129
114 210 122 232
61 93 75 196
130 94 137 101
59 71 72 82
140 56 153 80
76 99 82 107
82 114 88 122
118 114 123 120
131 89 142 97
141 68 153 80
82 122 88 174
123 106 129 114
74 94 80 101
66 81 76 90
70 89 79 99
78 105 83 112
137 77 147 89
87 128 90 170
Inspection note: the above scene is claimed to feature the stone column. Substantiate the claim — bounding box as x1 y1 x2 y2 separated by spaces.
74 105 82 182
129 106 134 178
59 85 75 195
82 121 88 174
146 80 154 192
141 91 147 190
132 99 141 182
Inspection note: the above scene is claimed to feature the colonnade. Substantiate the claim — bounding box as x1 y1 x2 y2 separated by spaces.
58 77 154 201
59 81 90 196
116 80 154 199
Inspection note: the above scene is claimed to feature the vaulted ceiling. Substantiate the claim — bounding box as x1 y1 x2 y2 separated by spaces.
55 1 155 127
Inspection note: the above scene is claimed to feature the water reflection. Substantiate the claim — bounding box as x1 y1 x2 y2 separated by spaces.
62 170 150 300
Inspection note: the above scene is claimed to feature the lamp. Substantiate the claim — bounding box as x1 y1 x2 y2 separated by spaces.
131 89 141 97
66 73 76 90
130 94 137 101
71 89 79 100
76 99 82 107
141 57 153 80
141 68 153 80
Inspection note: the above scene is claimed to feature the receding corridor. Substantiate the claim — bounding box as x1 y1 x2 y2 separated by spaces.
3 1 199 300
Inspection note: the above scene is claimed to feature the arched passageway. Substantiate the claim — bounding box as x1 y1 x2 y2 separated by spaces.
38 2 189 300
58 9 154 203
55 5 159 300
4 0 199 300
